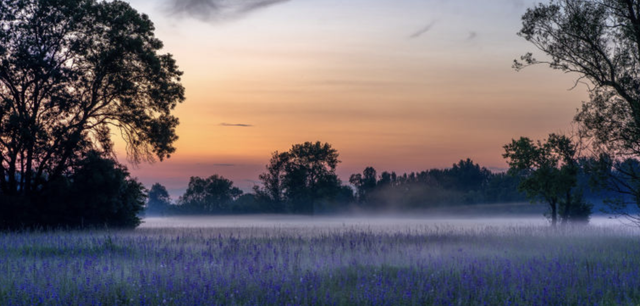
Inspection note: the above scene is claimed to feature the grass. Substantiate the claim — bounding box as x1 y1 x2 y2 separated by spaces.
1 219 639 305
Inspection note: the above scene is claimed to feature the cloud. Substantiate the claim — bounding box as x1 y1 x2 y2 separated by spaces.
409 21 436 39
220 123 254 127
467 31 477 41
197 163 238 167
511 0 525 9
163 0 289 22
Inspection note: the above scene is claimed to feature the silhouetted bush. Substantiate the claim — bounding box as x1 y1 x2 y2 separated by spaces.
0 152 146 230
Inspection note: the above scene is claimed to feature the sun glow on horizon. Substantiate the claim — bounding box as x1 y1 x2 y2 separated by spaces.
120 0 590 196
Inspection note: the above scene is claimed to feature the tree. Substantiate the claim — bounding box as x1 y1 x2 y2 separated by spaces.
483 173 526 203
0 151 146 229
587 155 640 222
64 151 146 228
231 194 261 214
0 0 184 198
516 0 640 221
447 159 491 192
503 134 592 226
253 151 287 213
178 175 242 214
255 141 345 214
349 166 377 204
146 183 171 216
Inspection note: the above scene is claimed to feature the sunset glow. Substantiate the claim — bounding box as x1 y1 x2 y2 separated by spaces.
122 0 590 196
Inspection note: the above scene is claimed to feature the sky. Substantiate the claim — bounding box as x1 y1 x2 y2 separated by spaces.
119 0 589 197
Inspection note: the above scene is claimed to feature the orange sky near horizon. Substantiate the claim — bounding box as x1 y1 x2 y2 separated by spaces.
120 0 590 197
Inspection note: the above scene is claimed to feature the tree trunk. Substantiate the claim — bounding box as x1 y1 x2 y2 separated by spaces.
550 200 557 227
24 144 33 195
7 150 18 195
561 191 572 226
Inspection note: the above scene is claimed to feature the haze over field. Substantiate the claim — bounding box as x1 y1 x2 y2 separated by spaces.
4 218 640 305
119 0 589 196
141 215 626 229
6 0 640 304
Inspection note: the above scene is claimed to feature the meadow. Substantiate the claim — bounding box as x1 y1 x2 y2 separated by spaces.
1 216 639 305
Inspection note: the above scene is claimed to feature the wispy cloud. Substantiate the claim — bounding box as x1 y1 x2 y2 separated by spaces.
409 21 436 39
163 0 289 22
220 123 254 127
511 0 525 10
467 31 477 41
194 162 238 167
212 163 237 167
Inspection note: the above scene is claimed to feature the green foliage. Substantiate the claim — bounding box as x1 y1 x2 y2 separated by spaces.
178 175 242 214
231 194 261 214
349 159 513 210
255 141 347 214
483 173 524 203
447 158 492 191
517 0 640 222
349 167 377 204
503 134 591 225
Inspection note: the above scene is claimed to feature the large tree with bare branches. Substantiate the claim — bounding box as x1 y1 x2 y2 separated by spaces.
516 0 640 221
0 0 184 197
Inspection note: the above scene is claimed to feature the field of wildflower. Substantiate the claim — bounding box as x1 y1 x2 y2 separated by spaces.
1 216 639 305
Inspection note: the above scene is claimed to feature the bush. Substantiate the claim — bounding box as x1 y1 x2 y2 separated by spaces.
0 152 146 230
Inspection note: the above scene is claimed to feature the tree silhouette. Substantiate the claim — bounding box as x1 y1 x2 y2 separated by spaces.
256 141 344 214
64 151 146 228
516 0 640 221
0 150 146 229
503 134 592 226
232 194 261 214
179 175 242 214
254 151 287 213
0 0 184 198
147 183 171 216
347 159 510 209
349 166 377 204
447 158 491 192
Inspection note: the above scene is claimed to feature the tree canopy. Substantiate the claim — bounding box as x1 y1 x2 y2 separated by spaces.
0 151 146 229
503 134 591 225
0 0 183 229
516 0 640 221
255 141 348 214
179 175 242 214
516 0 640 157
146 183 171 216
0 0 184 197
349 159 507 209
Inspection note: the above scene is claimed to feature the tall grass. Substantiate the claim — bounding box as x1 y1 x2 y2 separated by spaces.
1 221 639 305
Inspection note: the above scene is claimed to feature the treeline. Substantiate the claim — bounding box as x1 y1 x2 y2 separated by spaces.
145 142 529 216
1 152 146 229
347 159 524 209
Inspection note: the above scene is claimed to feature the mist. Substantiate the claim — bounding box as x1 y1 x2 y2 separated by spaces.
140 210 624 231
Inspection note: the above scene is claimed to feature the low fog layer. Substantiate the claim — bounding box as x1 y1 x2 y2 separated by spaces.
140 214 624 230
